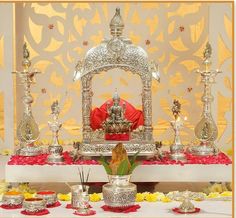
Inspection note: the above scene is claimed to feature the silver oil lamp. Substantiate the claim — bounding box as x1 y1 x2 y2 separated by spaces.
177 190 196 213
169 99 186 161
13 43 41 156
188 42 221 156
47 100 64 163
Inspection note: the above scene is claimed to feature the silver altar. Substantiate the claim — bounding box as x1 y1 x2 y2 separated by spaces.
73 8 160 156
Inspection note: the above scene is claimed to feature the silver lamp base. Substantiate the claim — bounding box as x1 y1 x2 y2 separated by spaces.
170 152 186 161
188 145 216 156
47 155 64 163
76 208 90 215
16 145 42 156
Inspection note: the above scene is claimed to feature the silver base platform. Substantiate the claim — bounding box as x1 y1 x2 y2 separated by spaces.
188 145 216 156
16 146 42 156
80 141 156 156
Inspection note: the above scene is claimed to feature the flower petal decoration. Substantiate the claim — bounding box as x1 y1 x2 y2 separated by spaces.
57 193 71 201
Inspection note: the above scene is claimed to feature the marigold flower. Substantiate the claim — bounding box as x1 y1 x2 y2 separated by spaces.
89 193 101 202
0 149 13 156
207 192 220 198
154 192 165 201
57 193 71 201
24 192 35 199
161 196 172 203
145 193 158 202
220 191 232 197
135 193 145 202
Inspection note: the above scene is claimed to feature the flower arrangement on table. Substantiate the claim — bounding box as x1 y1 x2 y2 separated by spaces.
56 191 232 202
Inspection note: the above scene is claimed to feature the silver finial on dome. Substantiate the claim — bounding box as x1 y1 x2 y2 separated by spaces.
112 89 120 101
110 7 124 37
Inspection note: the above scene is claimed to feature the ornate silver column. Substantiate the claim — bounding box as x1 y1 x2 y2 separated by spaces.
47 100 64 163
142 76 153 141
81 74 92 143
188 42 221 156
13 43 41 156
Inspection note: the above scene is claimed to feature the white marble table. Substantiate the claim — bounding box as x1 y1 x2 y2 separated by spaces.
0 201 232 218
5 163 232 183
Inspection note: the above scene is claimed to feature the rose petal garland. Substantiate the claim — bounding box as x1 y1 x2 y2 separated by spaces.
7 151 231 165
142 152 232 165
101 204 141 213
7 151 100 165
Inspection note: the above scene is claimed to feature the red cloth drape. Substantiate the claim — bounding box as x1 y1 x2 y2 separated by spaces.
90 99 144 130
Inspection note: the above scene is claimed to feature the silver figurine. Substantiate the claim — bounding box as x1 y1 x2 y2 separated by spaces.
169 100 186 161
189 42 221 156
13 43 41 156
47 100 64 163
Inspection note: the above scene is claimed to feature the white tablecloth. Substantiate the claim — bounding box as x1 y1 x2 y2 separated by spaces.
0 201 232 218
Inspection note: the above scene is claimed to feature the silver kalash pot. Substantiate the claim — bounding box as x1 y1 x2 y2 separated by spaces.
103 174 136 208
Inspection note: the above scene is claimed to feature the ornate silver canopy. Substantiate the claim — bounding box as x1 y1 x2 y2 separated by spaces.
74 8 160 156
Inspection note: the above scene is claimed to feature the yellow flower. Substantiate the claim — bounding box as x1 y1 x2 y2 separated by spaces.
207 192 220 199
193 192 206 201
58 193 71 201
154 192 165 201
0 180 9 194
220 191 232 197
226 148 232 156
24 192 35 199
209 184 223 193
0 149 13 156
161 196 172 203
135 193 145 202
89 193 101 202
145 193 158 202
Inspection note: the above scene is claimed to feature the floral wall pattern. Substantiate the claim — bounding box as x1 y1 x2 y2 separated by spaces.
0 4 14 149
0 2 232 152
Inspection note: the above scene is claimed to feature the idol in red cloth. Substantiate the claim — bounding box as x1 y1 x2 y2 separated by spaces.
90 91 144 141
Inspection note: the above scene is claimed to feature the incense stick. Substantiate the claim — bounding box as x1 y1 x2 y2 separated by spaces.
86 168 91 183
78 167 91 192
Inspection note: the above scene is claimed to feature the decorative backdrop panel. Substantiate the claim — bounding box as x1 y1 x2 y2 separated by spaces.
209 3 233 152
0 3 14 149
12 2 232 152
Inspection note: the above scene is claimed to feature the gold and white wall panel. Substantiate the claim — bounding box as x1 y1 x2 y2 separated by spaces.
0 3 233 153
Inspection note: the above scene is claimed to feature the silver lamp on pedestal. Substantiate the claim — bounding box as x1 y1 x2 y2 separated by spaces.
188 42 221 156
177 190 196 213
169 99 186 161
13 43 41 156
47 100 64 163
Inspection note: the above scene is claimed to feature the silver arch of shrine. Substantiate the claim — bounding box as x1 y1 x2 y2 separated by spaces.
73 8 160 156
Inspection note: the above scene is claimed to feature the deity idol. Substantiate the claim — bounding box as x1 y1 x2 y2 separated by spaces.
102 91 132 136
90 91 144 141
106 91 127 124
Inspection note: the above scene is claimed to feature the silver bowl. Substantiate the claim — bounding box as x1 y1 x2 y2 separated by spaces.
2 192 24 206
23 198 46 213
36 191 57 206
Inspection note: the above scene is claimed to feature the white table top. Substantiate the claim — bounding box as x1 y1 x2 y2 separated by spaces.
0 201 232 218
5 163 232 183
